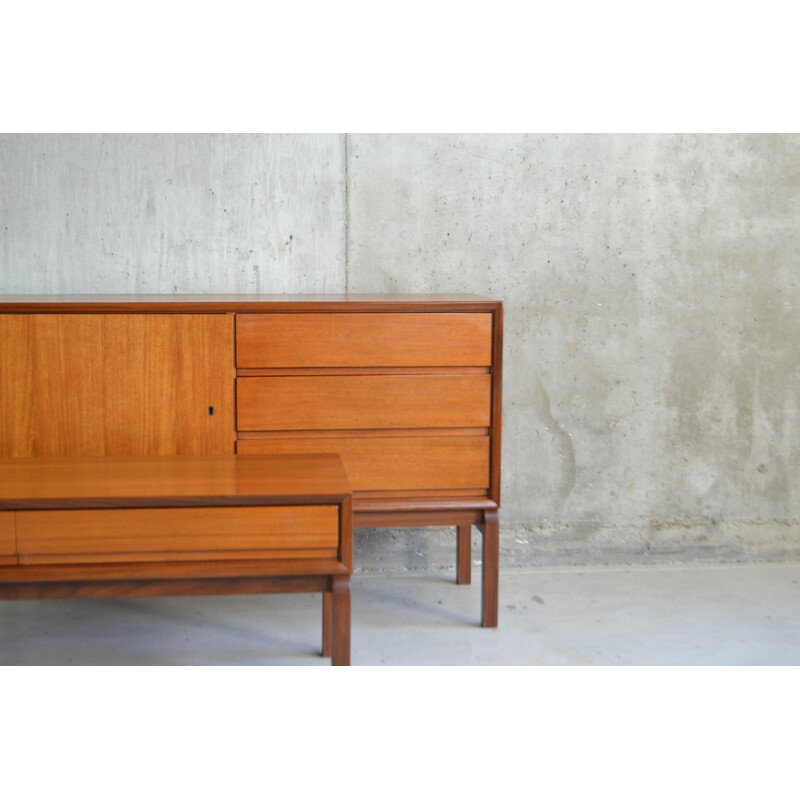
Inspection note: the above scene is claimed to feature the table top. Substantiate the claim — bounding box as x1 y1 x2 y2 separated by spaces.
0 293 501 313
0 454 351 509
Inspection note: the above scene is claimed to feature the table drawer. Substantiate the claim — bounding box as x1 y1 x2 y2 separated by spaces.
237 436 490 492
236 313 493 368
16 505 339 564
237 374 491 432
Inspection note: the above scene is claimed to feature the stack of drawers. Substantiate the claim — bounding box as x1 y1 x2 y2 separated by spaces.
235 311 495 496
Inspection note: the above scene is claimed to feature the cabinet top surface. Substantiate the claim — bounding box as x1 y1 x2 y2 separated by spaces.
0 454 351 509
0 293 501 312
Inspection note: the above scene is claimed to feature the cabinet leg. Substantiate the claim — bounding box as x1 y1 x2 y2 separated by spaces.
322 591 332 657
479 511 499 628
330 575 351 666
457 524 472 585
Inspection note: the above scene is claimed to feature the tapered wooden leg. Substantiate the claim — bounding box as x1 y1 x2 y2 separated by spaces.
479 511 499 628
322 591 333 657
330 575 351 666
457 524 472 585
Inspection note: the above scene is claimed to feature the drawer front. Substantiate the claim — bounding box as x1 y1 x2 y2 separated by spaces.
236 313 493 368
237 375 491 432
17 505 339 564
237 436 490 492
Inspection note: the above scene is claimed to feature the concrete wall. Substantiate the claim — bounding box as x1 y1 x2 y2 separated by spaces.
2 133 799 566
0 133 346 293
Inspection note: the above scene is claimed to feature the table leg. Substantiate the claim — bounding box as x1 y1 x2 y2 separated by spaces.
478 511 499 628
330 574 351 666
322 591 333 657
456 524 472 585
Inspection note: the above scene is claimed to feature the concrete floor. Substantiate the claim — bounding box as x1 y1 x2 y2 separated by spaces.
1 561 799 665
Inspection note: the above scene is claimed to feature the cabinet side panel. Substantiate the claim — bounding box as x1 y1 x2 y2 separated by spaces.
490 304 503 506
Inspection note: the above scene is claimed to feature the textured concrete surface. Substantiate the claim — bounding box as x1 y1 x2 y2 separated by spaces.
2 562 798 665
2 133 800 564
347 133 800 565
0 133 345 293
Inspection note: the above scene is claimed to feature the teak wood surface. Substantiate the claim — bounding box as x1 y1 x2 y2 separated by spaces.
0 314 235 458
237 435 490 492
0 293 498 312
17 506 340 564
0 453 351 508
237 374 491 431
236 312 493 367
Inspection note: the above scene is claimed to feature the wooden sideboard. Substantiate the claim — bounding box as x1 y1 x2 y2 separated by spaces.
0 294 503 626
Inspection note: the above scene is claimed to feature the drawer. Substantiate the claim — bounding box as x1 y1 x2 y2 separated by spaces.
237 375 491 432
236 313 493 368
16 505 339 564
237 436 490 492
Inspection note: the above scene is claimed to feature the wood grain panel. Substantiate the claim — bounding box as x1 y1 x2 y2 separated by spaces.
17 505 338 561
0 512 14 556
237 436 490 492
236 313 493 367
0 314 106 457
0 314 235 457
237 375 491 431
102 314 234 455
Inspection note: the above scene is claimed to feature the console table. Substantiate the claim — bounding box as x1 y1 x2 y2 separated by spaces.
0 454 353 665
0 294 503 627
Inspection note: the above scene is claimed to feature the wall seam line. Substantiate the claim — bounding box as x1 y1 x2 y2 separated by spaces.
343 132 350 294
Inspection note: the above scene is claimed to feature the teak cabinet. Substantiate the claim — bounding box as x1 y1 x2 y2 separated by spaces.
0 294 503 625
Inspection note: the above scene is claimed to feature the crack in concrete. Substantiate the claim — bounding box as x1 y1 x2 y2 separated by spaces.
535 377 576 503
